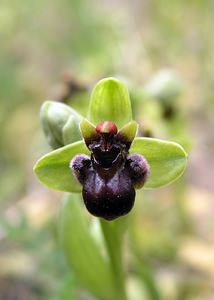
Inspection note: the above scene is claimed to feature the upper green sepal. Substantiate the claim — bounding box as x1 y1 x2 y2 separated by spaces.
88 77 132 128
130 137 187 188
33 141 90 192
40 101 83 149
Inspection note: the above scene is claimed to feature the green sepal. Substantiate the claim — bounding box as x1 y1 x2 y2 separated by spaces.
59 194 116 300
130 137 187 188
33 141 89 192
40 101 82 149
88 77 132 128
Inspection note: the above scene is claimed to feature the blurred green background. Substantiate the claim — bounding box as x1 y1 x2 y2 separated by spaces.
0 0 214 299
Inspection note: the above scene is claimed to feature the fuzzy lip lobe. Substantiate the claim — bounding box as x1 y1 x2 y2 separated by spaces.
70 121 150 220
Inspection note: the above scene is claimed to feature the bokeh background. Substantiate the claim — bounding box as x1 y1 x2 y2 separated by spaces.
0 0 214 299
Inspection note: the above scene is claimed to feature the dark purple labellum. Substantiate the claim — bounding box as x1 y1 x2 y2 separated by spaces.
70 121 149 220
82 167 135 221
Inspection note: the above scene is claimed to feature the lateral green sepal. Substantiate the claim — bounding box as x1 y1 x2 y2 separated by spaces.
33 141 89 192
130 137 187 188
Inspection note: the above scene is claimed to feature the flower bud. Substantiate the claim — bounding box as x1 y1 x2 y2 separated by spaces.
40 101 82 149
62 115 82 145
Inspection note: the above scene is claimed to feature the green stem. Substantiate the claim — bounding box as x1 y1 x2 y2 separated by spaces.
100 218 128 300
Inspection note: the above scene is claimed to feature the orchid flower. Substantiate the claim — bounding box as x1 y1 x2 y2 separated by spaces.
34 77 187 220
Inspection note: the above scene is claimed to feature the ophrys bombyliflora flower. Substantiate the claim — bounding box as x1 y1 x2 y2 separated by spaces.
34 77 187 220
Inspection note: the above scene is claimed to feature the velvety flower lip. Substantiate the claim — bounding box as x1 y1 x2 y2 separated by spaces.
70 120 150 220
33 77 187 220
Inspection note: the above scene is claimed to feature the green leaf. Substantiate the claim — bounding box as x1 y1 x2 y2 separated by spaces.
33 141 89 192
130 138 187 188
59 194 115 300
88 77 132 128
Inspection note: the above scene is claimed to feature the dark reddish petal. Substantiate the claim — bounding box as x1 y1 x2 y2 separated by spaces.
80 119 97 149
116 121 138 150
